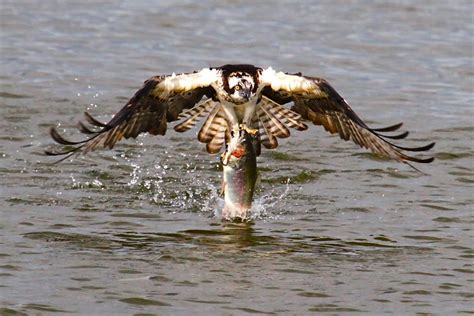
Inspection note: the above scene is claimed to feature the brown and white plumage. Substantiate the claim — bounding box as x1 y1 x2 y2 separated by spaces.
46 64 434 168
258 70 434 166
48 70 217 161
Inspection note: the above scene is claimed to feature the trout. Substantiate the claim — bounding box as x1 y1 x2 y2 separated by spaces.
221 130 258 220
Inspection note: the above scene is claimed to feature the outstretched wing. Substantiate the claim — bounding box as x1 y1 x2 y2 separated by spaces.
46 69 219 162
259 68 435 168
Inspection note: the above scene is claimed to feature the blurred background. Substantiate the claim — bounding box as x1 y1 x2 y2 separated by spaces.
1 0 472 314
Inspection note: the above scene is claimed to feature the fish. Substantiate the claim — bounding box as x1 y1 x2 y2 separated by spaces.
221 129 258 220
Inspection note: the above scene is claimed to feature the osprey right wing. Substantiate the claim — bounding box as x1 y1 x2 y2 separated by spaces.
46 69 219 162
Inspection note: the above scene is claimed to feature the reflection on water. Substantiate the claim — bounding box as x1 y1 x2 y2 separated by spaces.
1 0 473 315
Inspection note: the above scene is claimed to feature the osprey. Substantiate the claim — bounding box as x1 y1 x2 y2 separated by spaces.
47 64 434 169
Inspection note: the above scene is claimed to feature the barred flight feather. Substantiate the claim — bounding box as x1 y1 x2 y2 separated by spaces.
197 104 222 143
206 122 229 154
174 99 216 132
198 104 231 154
259 96 307 131
257 105 290 138
258 118 278 149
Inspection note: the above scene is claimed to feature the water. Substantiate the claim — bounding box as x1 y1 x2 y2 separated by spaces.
1 0 473 314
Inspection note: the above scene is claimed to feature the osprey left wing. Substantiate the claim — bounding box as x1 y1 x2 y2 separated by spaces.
258 68 435 169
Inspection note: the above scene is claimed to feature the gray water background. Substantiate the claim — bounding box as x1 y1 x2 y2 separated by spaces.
1 0 473 315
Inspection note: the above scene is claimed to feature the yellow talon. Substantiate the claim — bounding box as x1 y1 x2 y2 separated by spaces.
239 124 258 136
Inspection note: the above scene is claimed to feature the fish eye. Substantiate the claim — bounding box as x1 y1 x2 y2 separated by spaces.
234 85 241 91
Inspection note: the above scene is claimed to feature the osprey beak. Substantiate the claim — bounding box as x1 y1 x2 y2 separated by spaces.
242 89 251 100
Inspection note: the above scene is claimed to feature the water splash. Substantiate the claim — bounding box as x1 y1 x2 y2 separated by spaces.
249 179 293 221
119 150 297 220
203 178 295 221
127 162 141 186
69 173 105 189
123 155 219 214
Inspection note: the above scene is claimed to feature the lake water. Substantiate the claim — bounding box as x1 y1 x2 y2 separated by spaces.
1 0 473 315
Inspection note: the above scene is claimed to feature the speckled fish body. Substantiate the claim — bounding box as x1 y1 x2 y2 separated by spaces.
221 131 258 220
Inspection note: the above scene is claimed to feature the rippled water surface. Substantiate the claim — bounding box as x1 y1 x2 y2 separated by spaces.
1 1 473 315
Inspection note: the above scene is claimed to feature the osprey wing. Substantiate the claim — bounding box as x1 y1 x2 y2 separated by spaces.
259 69 434 169
46 69 218 162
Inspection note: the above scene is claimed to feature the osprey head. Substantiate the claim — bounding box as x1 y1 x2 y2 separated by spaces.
226 72 256 104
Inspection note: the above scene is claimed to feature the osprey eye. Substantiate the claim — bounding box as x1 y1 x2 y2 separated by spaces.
234 85 241 91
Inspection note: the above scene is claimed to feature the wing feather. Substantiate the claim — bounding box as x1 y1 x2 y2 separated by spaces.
174 99 216 133
46 69 218 160
259 69 435 167
259 121 278 149
258 105 290 138
198 104 224 143
256 107 278 149
84 111 106 127
254 96 309 147
196 104 231 154
259 96 308 131
206 122 228 154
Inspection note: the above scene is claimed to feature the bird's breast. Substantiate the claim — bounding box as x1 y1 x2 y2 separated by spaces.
234 103 247 121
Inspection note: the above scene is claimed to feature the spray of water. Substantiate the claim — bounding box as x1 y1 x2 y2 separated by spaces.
249 179 293 221
125 155 296 220
64 147 297 221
